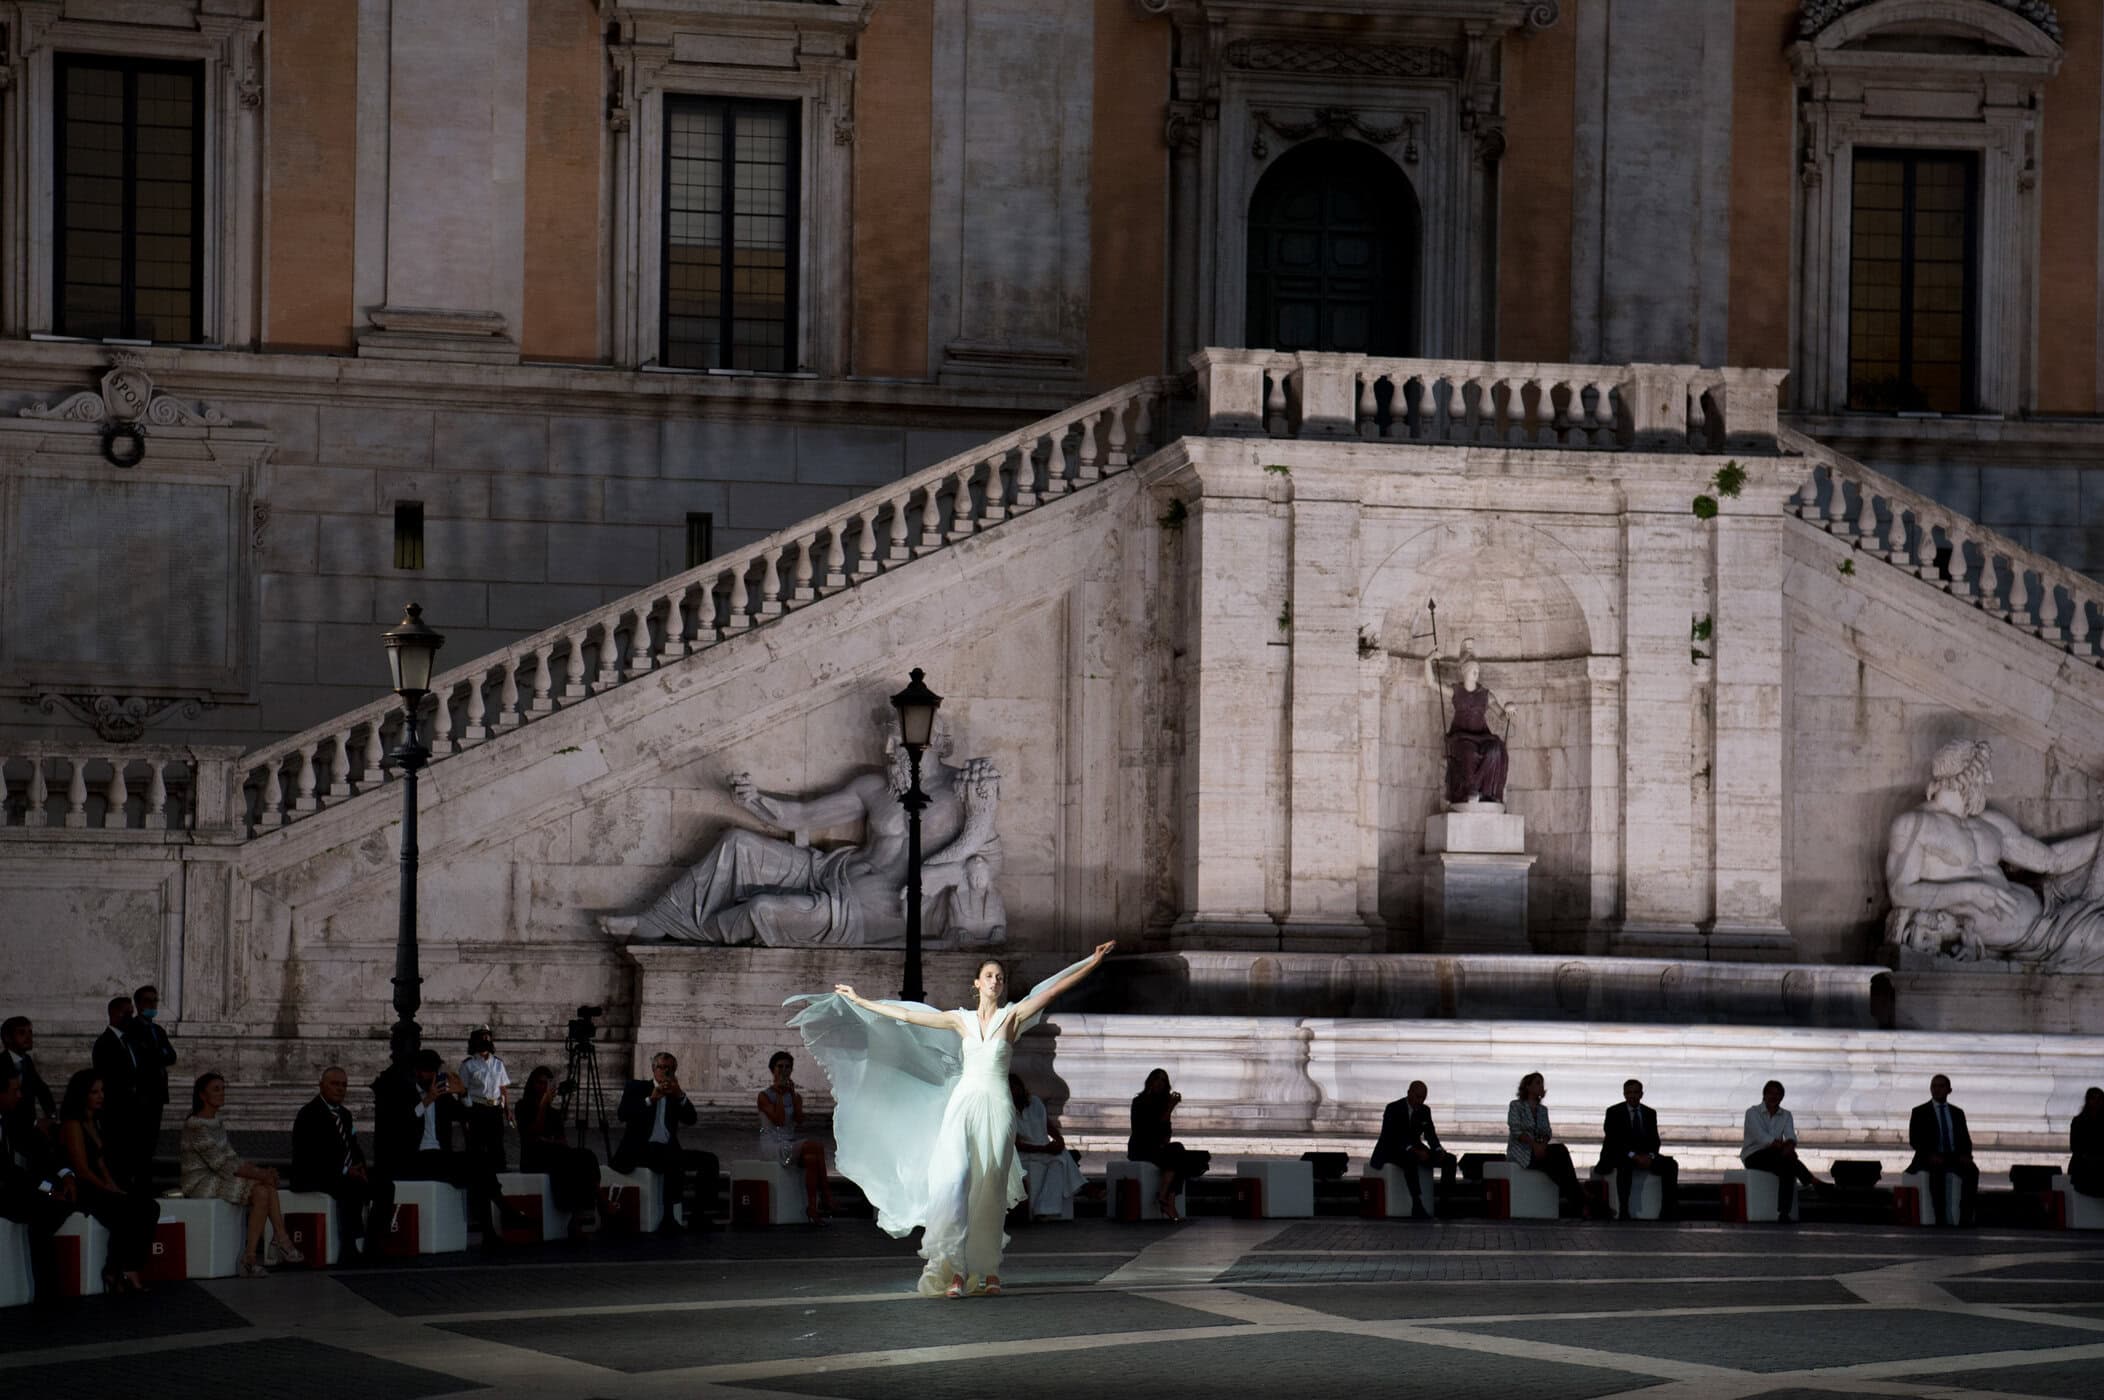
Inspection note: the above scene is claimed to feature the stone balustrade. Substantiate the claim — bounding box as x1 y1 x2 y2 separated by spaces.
0 745 242 832
1191 347 1786 454
228 377 1173 836
1782 427 2104 663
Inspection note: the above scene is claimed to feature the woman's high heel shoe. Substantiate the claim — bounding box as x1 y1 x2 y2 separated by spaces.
983 1275 1003 1296
945 1274 966 1299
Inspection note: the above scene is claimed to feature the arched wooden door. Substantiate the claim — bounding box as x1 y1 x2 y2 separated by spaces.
1246 140 1421 355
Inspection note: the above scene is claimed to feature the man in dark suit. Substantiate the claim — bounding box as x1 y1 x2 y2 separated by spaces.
1367 1080 1457 1219
372 1049 524 1242
1596 1078 1679 1221
1907 1073 1978 1227
123 985 178 1194
1 1017 55 1145
90 995 147 1190
0 1057 77 1304
613 1051 719 1233
293 1066 395 1262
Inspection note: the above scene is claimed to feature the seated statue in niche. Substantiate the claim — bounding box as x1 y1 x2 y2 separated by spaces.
620 725 1002 948
1885 739 2104 972
1416 638 1519 808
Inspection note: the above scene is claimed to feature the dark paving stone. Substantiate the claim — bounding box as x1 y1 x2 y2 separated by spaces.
1220 1253 1857 1284
0 1337 474 1400
1899 1359 2104 1400
1251 1221 2070 1257
340 1256 916 1317
1240 1277 1859 1320
0 1283 246 1353
742 1331 1654 1400
1946 1281 2104 1306
1963 1260 2104 1281
1446 1306 2085 1373
438 1291 1223 1373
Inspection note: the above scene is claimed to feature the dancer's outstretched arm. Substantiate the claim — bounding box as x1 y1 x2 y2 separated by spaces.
832 985 960 1031
1011 940 1117 1024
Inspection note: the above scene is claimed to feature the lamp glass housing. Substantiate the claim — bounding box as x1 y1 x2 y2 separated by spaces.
383 603 446 698
890 667 942 749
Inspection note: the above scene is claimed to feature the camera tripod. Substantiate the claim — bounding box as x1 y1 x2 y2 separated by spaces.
558 1011 616 1158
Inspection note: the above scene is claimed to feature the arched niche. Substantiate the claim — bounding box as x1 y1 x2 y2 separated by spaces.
1244 139 1422 356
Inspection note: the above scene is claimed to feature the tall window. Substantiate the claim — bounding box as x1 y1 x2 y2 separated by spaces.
1848 150 1978 413
663 97 799 372
54 55 204 343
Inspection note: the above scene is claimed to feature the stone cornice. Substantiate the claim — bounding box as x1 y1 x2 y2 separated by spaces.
1799 0 2061 44
1132 0 1557 32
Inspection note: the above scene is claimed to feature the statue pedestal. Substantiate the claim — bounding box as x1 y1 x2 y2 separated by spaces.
1422 812 1535 954
1886 965 2104 1034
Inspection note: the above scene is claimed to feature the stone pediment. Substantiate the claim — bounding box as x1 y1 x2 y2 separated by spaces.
18 354 235 430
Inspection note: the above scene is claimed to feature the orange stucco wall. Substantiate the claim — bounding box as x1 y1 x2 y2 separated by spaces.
1728 0 1797 377
1085 0 1169 387
852 0 933 378
263 0 358 350
521 0 603 363
1496 17 1576 363
2040 1 2102 414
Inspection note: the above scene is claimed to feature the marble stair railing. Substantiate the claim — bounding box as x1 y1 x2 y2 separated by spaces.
1192 347 1788 454
0 745 243 832
226 377 1173 837
1781 426 2104 664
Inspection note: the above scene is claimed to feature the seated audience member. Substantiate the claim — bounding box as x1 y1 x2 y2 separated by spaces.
1906 1074 1978 1227
182 1072 303 1277
1507 1071 1591 1219
1127 1068 1209 1222
372 1049 529 1242
1010 1072 1084 1221
1368 1079 1459 1220
1596 1078 1679 1221
2 1016 56 1143
292 1066 395 1262
613 1052 720 1234
2071 1086 2104 1197
1741 1079 1818 1223
0 1058 77 1303
57 1069 158 1293
517 1066 601 1235
759 1052 835 1223
458 1027 510 1172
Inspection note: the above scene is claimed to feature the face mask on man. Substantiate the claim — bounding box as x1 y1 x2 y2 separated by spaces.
141 1008 159 1021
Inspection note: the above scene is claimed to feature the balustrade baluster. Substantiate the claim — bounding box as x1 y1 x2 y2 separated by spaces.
1077 410 1110 480
531 646 557 712
257 759 283 829
1013 440 1042 510
980 455 1009 525
105 759 131 828
1264 372 1287 436
1850 479 1877 550
145 758 169 830
564 630 592 698
1134 391 1155 449
723 565 750 631
887 494 915 559
595 614 625 686
757 548 786 618
2034 577 2060 642
791 535 819 602
1461 379 1485 442
1044 431 1069 496
917 486 942 554
627 607 656 674
292 745 319 812
1357 374 1379 440
463 672 491 743
855 506 884 576
1107 400 1130 467
824 524 848 589
2071 600 2096 661
433 688 458 753
948 468 978 543
490 659 518 726
661 589 692 655
362 722 387 783
26 758 48 827
63 758 89 829
331 729 353 795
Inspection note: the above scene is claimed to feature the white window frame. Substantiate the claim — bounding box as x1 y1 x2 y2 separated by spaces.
1791 0 2062 416
607 3 859 376
0 2 263 347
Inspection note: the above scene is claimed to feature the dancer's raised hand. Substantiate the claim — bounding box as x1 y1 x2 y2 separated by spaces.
833 983 859 1003
1089 940 1117 963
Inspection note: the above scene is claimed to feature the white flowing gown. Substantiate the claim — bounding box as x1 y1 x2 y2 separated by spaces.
785 956 1092 1295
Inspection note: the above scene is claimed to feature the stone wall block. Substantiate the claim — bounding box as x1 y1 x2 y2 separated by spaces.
547 522 673 586
266 465 376 516
262 511 321 573
261 574 376 625
661 419 798 482
491 475 604 523
376 469 492 518
487 582 610 630
602 478 728 527
434 411 550 473
795 424 908 486
550 415 662 477
319 406 435 467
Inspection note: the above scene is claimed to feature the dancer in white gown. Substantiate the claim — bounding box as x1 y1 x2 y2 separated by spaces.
788 941 1115 1297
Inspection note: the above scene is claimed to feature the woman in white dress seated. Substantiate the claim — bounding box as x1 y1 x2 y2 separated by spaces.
758 1051 835 1223
1008 1073 1084 1221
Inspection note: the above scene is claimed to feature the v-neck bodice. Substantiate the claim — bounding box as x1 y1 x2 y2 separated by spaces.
957 1002 1016 1084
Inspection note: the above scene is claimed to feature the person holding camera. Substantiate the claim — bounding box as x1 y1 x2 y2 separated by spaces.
759 1051 835 1223
613 1052 718 1234
518 1066 600 1236
1128 1067 1209 1222
372 1049 528 1244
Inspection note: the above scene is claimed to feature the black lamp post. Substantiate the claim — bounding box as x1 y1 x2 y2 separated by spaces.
382 603 445 1069
890 668 942 1004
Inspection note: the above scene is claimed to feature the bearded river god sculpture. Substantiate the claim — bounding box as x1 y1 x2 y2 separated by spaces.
1885 739 2104 972
613 738 1003 948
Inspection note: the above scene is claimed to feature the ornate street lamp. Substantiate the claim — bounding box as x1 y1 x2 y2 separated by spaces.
890 668 942 1004
382 603 444 1067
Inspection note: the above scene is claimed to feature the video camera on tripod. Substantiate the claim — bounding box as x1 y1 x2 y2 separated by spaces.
558 1004 613 1155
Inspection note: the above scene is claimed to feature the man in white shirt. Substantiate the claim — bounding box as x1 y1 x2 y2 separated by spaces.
613 1052 719 1233
1741 1079 1818 1222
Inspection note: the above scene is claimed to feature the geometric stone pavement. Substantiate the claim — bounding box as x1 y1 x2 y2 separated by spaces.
2 1219 2100 1399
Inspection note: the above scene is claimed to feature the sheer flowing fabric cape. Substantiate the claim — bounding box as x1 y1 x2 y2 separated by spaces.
783 954 1095 1238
